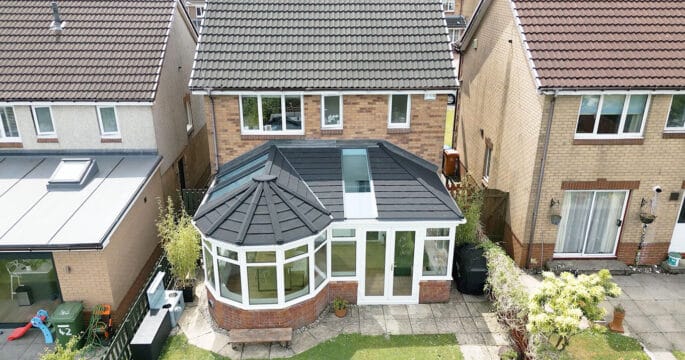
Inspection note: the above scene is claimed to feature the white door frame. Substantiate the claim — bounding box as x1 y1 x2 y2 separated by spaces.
668 195 685 252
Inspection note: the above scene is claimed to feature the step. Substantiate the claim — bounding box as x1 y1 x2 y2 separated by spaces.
545 259 631 276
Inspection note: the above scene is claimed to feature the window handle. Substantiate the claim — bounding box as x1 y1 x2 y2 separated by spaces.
616 219 623 227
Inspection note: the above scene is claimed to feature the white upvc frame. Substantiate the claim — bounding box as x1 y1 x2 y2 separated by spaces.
387 94 411 129
31 105 56 138
0 106 21 142
330 228 358 280
574 94 651 139
238 94 305 135
664 94 685 132
553 190 629 259
184 96 194 134
442 0 455 11
422 227 453 278
195 5 204 18
482 145 492 184
320 94 343 129
96 105 121 138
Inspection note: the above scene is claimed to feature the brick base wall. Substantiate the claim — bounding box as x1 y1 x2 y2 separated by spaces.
637 242 671 265
329 281 358 304
418 280 451 303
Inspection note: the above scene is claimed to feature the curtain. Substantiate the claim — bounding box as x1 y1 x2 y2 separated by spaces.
555 192 593 253
585 192 626 254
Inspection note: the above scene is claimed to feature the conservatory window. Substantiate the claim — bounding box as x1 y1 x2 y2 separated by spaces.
218 259 241 302
284 257 309 301
314 242 327 288
332 241 356 277
247 251 277 304
423 228 451 276
203 245 216 290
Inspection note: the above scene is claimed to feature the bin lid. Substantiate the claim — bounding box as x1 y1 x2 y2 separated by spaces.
53 301 84 322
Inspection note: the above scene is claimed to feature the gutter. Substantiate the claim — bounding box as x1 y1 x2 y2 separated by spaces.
525 92 557 269
207 88 220 173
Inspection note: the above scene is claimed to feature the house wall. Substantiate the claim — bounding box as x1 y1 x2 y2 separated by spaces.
52 251 115 309
206 94 448 170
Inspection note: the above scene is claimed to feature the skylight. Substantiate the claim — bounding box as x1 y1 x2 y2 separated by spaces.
209 153 270 202
342 149 371 193
47 158 98 190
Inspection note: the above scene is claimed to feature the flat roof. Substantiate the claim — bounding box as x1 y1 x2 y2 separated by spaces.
0 154 160 251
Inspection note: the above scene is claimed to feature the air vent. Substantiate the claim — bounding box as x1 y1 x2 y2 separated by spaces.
47 158 98 190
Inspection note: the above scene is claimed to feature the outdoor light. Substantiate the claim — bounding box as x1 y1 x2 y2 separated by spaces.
550 198 561 225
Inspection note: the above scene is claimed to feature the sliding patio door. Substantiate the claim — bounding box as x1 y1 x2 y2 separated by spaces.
555 191 628 257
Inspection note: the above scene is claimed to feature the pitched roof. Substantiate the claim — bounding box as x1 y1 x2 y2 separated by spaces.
512 0 685 90
0 1 181 102
190 0 457 91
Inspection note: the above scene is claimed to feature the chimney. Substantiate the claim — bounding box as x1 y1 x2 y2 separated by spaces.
50 1 64 31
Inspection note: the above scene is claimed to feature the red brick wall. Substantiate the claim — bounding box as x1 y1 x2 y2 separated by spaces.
637 242 671 265
419 280 451 303
329 281 358 304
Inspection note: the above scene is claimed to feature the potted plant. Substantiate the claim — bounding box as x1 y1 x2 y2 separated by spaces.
157 196 201 303
333 296 348 318
639 212 656 224
608 303 625 333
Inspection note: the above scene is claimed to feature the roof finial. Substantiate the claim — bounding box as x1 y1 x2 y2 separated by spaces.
50 1 65 32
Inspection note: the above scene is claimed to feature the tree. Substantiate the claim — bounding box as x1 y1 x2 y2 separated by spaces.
156 196 201 288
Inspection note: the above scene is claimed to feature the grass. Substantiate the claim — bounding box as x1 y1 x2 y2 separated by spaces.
673 350 685 360
160 333 462 360
541 330 649 360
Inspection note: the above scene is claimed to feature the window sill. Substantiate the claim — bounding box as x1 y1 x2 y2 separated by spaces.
241 134 306 141
101 137 122 143
36 137 58 143
573 138 644 145
387 128 411 134
0 141 23 148
320 129 343 135
663 132 685 139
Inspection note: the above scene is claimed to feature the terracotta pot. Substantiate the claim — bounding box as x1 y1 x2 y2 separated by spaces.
334 308 347 318
609 310 625 333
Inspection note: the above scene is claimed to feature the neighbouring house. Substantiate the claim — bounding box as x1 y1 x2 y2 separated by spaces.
189 0 462 329
184 0 205 30
0 0 209 325
456 0 685 268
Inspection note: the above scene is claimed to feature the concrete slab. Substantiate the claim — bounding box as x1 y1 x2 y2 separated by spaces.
385 319 413 335
241 343 271 360
436 319 462 333
663 333 685 352
545 259 630 275
625 315 660 333
462 294 487 303
456 332 484 345
466 302 493 317
290 331 319 354
410 318 439 334
460 344 499 360
635 300 670 315
651 315 685 333
459 317 479 333
638 332 674 351
359 319 385 336
406 304 434 319
269 343 295 359
189 331 230 353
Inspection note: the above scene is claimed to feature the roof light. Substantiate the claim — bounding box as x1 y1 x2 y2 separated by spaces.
47 158 98 190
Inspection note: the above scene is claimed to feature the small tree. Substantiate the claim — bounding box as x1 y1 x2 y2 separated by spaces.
527 269 621 350
454 176 484 246
156 196 201 288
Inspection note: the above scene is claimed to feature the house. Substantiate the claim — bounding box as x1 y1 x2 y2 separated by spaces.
0 0 209 325
455 0 685 268
189 0 461 329
184 0 205 30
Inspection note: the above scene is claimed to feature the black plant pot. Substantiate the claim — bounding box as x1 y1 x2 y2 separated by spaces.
182 285 194 303
453 243 487 295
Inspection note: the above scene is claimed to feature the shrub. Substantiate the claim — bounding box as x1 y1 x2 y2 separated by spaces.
40 337 83 360
156 196 201 288
454 178 484 246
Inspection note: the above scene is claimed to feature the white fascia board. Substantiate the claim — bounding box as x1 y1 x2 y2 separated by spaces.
543 89 685 96
191 90 456 96
0 101 153 106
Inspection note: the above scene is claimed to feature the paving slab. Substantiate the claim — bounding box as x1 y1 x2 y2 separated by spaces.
359 319 385 336
462 294 487 303
406 304 434 319
456 332 485 345
459 317 479 333
664 333 685 352
637 332 674 351
651 315 684 333
269 343 295 359
436 319 462 333
460 344 499 360
410 318 439 334
625 315 660 333
189 331 231 353
635 300 670 316
241 343 271 360
290 331 319 354
385 319 413 335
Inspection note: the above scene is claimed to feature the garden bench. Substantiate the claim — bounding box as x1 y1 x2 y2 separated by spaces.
230 327 292 349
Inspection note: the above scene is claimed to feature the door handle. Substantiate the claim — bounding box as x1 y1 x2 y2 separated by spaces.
616 219 622 227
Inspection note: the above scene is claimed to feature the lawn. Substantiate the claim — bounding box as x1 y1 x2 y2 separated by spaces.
540 330 649 360
160 333 462 360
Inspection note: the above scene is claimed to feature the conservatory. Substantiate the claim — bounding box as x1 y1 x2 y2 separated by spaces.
193 140 464 329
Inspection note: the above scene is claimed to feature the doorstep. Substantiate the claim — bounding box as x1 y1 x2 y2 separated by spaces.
545 259 631 275
660 260 685 274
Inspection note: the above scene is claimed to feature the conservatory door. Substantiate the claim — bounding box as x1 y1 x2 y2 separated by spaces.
668 196 685 252
361 230 417 303
554 191 628 257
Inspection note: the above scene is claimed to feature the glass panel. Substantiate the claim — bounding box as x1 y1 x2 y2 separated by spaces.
390 95 408 124
208 165 265 201
261 96 282 131
246 251 276 263
332 241 356 276
284 96 302 130
217 153 269 184
35 107 54 134
204 247 215 289
323 96 341 126
99 107 118 133
426 228 450 237
247 266 277 304
667 95 685 129
393 231 415 296
365 231 386 296
678 199 685 224
597 95 625 134
314 232 327 248
585 192 626 254
315 243 327 287
1 107 19 138
623 95 647 133
218 259 241 302
555 192 593 253
0 254 61 323
576 95 599 133
284 258 309 301
342 149 371 193
423 240 449 276
241 96 259 130
217 247 237 260
285 245 308 259
332 229 356 238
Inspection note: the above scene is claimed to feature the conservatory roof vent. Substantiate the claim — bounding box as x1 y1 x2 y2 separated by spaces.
47 158 98 190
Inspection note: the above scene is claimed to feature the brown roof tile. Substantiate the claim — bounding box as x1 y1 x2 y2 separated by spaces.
513 0 685 90
0 1 176 102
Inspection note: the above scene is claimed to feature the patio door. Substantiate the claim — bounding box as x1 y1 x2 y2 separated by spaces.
554 190 628 257
362 230 417 303
668 196 685 252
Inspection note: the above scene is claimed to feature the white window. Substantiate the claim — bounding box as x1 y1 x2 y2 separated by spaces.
575 94 649 139
97 106 120 138
195 6 204 18
449 28 463 43
321 95 343 129
423 228 450 276
665 94 685 132
388 94 410 128
239 95 304 135
483 144 492 183
0 106 20 141
184 96 194 133
32 106 56 137
442 0 455 11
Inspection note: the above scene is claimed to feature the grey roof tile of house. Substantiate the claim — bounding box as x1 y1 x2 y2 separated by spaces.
190 0 457 91
0 1 179 102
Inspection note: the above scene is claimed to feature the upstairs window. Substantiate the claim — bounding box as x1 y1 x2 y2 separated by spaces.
483 141 492 184
449 28 463 43
576 94 649 138
321 95 343 129
240 95 304 135
184 96 194 133
97 106 120 138
442 0 455 11
388 94 410 128
32 106 56 137
666 95 685 132
0 106 20 140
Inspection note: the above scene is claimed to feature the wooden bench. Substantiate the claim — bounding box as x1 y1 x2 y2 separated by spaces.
230 328 292 349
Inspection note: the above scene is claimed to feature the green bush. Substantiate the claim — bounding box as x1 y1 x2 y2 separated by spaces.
454 183 483 246
157 196 201 288
40 337 83 360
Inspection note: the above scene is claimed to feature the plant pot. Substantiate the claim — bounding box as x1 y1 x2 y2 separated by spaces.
639 213 656 224
608 310 625 333
182 285 194 303
334 308 347 318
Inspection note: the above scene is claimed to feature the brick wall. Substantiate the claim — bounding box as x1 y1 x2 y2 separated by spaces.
205 94 448 171
418 280 451 303
329 281 358 304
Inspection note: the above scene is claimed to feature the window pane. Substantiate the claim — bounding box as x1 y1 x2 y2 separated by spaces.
332 229 356 238
1 107 19 137
315 232 327 248
332 241 356 276
208 164 265 201
284 257 309 301
555 191 593 253
99 107 118 133
204 247 215 289
623 95 647 133
597 95 624 134
246 251 276 263
35 107 54 133
323 96 341 126
315 243 327 287
342 149 371 193
585 191 626 255
262 96 282 131
667 95 685 128
217 247 237 260
284 96 302 130
241 96 259 130
217 153 269 184
423 240 449 276
0 256 61 323
285 245 308 259
426 228 450 237
576 96 599 133
248 266 277 304
218 259 241 302
390 95 408 124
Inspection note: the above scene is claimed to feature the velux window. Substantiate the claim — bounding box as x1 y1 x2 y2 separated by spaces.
576 94 649 138
240 95 303 134
666 95 685 132
0 106 20 140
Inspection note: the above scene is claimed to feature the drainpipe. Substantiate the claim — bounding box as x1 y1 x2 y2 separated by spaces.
207 88 219 173
525 92 557 269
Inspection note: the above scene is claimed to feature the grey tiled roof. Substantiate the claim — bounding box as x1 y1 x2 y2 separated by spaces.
0 1 178 102
190 0 457 91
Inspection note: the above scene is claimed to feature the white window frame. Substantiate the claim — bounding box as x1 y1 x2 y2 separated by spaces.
96 105 121 138
442 0 455 11
387 94 411 129
0 106 21 142
449 28 463 43
239 94 305 135
574 94 651 139
483 145 492 183
665 94 685 132
330 229 358 279
421 227 453 278
184 97 194 134
320 95 343 129
31 105 56 138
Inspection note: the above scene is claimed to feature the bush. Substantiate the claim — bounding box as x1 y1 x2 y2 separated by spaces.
454 178 484 246
41 337 83 360
157 196 201 288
